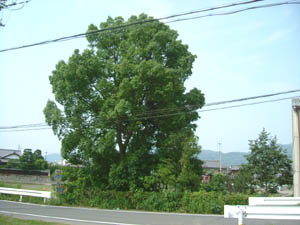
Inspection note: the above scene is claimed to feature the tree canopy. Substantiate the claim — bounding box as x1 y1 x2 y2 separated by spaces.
44 14 205 191
245 129 292 193
17 149 48 170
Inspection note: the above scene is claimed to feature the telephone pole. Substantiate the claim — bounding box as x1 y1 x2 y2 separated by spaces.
218 142 222 173
292 98 300 197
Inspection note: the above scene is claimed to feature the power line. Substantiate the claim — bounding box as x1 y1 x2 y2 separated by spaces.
200 95 300 113
1 93 299 132
129 89 300 118
205 89 300 107
166 1 300 24
0 123 47 129
124 95 300 121
1 0 299 53
0 127 51 132
1 89 299 129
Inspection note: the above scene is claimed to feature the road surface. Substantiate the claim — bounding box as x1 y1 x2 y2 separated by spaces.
0 200 299 225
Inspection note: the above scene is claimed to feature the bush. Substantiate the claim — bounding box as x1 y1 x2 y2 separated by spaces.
57 187 248 214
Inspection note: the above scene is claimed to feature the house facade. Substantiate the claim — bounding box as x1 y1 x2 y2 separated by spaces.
0 149 22 164
202 160 240 183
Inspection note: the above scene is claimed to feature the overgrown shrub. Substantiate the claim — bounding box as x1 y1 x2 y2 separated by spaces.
58 187 248 214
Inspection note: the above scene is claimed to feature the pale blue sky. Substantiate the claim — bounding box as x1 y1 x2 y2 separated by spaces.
0 0 299 155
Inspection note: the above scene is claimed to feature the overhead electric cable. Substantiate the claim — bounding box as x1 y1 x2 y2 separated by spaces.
0 127 51 132
0 95 298 132
2 0 299 53
124 95 300 121
129 89 300 118
166 1 300 24
1 90 299 131
0 123 47 129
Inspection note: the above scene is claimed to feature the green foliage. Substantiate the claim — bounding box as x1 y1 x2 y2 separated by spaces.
232 164 255 194
109 162 130 191
156 159 177 190
0 214 64 225
44 14 205 191
246 129 293 193
177 137 202 191
201 174 226 193
19 149 48 170
6 159 19 168
0 181 248 215
58 188 247 214
0 181 22 189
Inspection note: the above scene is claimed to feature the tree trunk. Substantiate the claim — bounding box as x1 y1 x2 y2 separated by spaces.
116 124 133 159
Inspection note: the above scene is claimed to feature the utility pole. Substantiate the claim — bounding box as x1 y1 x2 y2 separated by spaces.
218 142 222 173
292 98 300 197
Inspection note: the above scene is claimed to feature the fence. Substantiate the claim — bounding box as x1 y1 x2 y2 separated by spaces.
0 187 51 203
224 197 300 225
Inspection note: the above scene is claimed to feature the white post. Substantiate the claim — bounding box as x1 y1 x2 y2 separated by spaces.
292 98 300 197
238 208 244 225
19 195 22 202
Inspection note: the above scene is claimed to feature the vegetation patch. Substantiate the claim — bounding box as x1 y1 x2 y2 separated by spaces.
0 214 66 225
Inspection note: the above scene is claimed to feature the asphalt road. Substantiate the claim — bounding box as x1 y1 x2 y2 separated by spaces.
0 200 299 225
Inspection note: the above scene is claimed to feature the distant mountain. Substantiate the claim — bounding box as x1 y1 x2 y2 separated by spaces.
199 144 293 166
46 153 62 163
45 144 293 165
199 150 247 166
281 144 292 159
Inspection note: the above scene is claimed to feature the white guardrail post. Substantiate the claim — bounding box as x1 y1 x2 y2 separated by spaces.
225 205 300 221
249 197 300 206
237 207 244 225
0 187 51 204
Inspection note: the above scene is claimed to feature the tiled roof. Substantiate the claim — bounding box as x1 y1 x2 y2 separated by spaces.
0 149 21 158
203 160 227 169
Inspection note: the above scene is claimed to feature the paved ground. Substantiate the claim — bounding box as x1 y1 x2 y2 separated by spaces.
0 200 299 225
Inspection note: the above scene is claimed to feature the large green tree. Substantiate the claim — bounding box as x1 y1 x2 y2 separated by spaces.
44 14 205 190
246 129 292 193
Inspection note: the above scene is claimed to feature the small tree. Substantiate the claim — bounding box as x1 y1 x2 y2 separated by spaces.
246 129 292 193
177 135 203 191
19 149 35 170
232 164 255 194
19 149 48 170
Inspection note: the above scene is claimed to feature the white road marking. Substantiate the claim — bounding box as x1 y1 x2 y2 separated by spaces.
0 200 223 217
0 210 140 225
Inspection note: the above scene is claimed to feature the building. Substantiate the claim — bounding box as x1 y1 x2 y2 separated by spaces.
0 149 21 164
202 160 240 183
228 165 240 176
202 160 227 174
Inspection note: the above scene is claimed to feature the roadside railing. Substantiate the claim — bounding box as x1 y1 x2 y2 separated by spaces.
0 187 51 203
249 197 300 206
224 197 300 225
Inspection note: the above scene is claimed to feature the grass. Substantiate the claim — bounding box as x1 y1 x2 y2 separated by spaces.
22 184 53 191
0 214 67 225
0 182 22 189
0 181 55 204
0 181 53 191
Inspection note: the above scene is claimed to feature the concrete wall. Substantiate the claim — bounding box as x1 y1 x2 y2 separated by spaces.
0 174 51 184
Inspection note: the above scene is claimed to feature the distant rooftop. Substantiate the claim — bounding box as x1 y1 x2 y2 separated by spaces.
203 160 227 169
0 149 21 158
